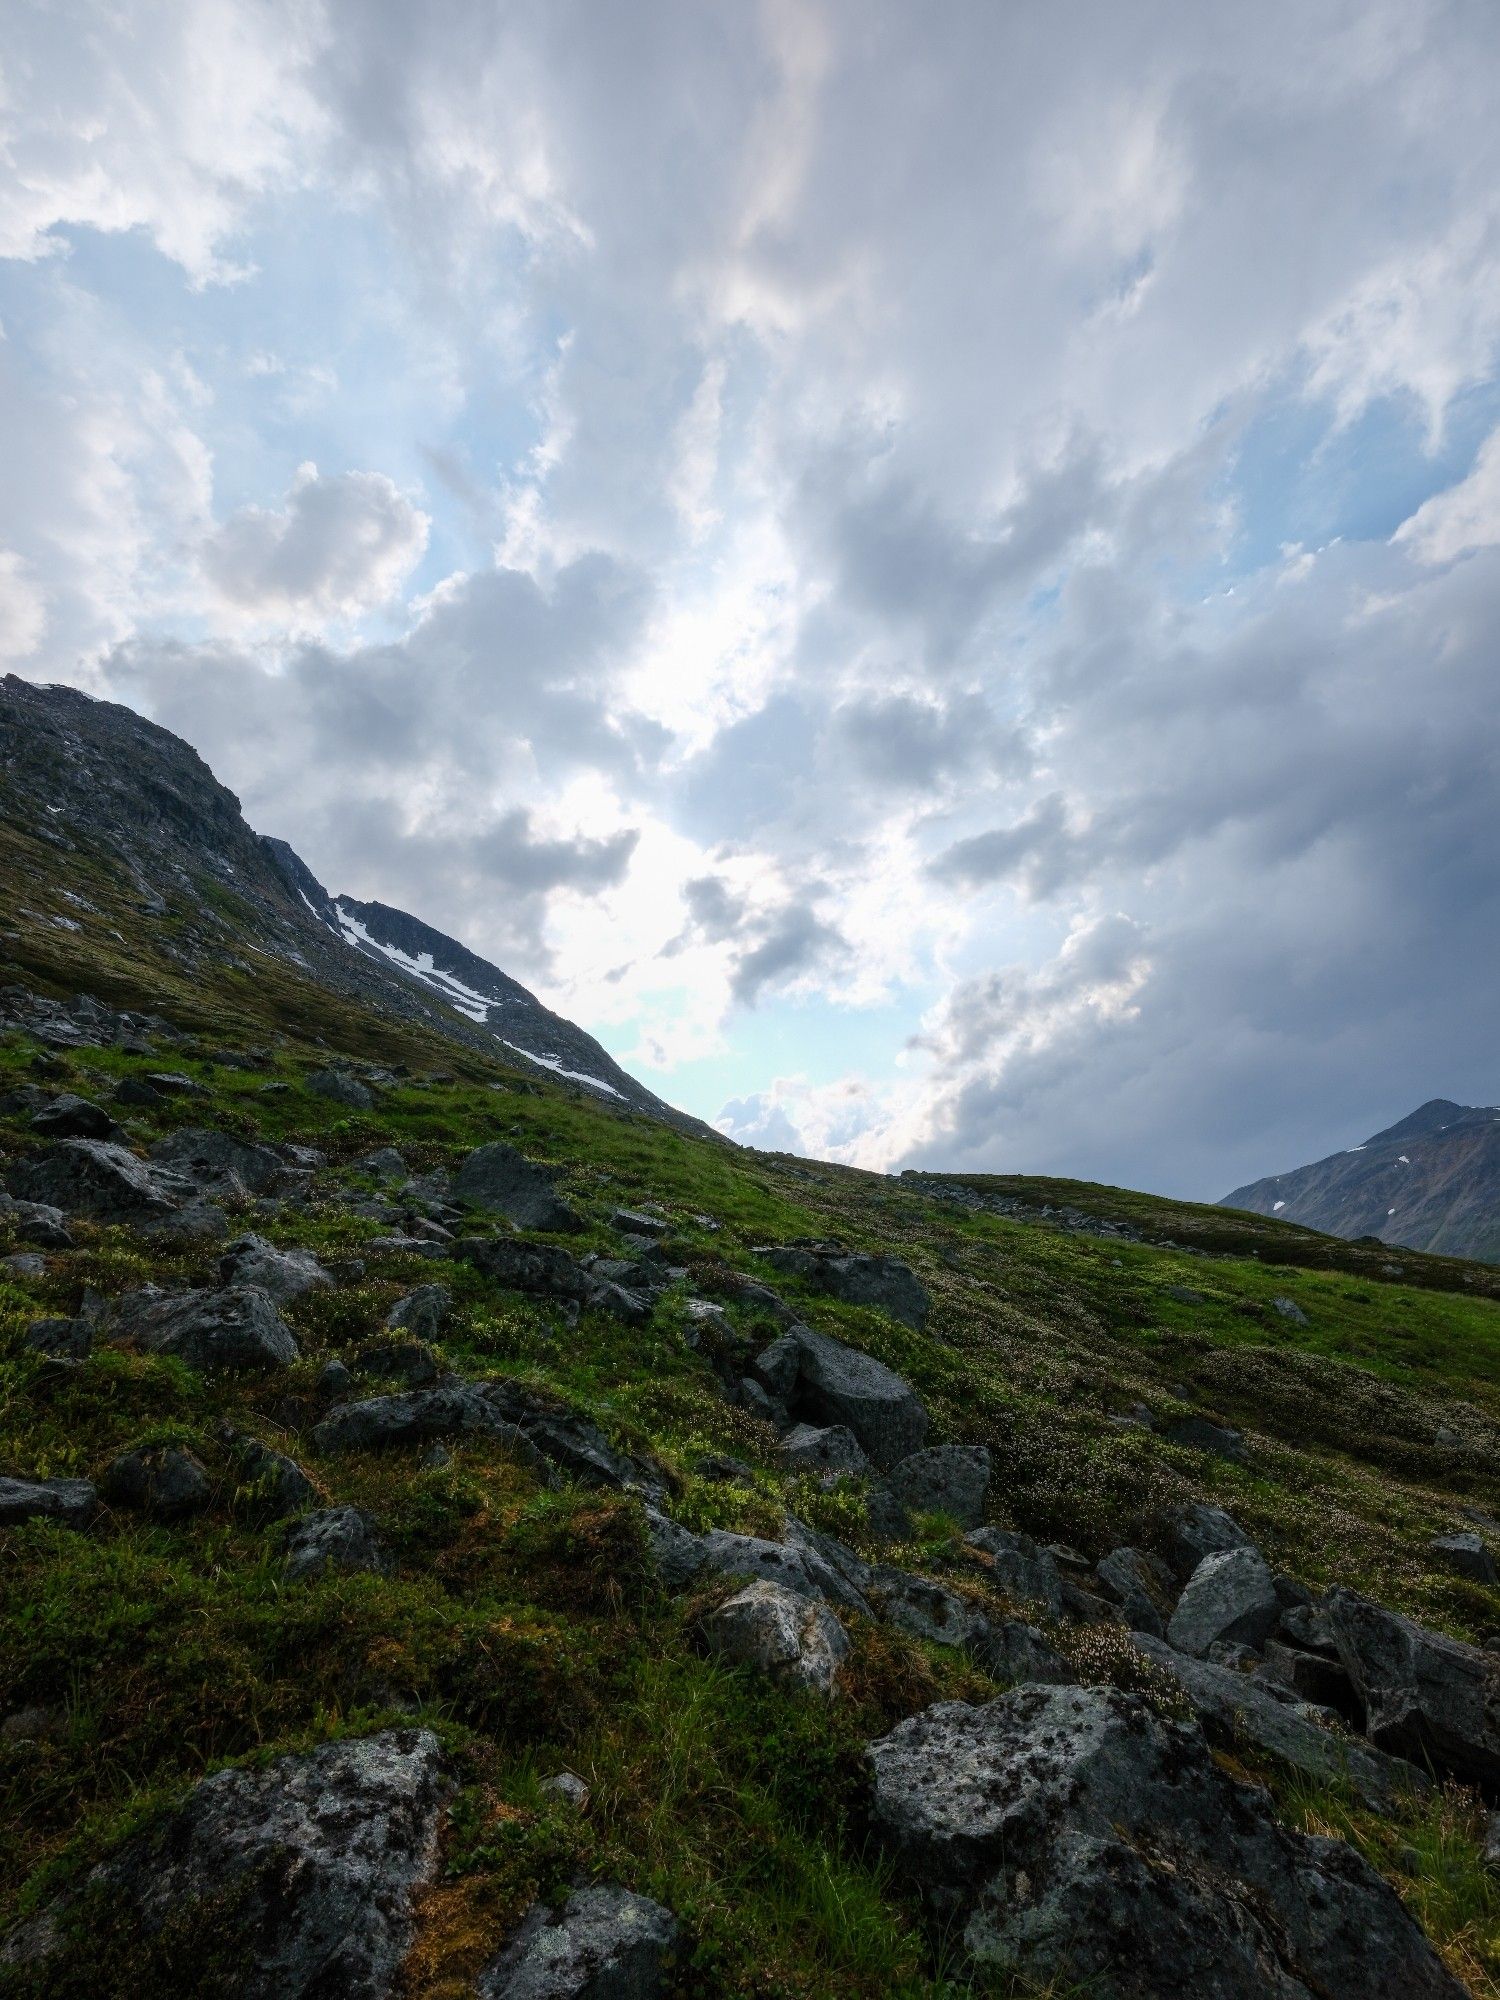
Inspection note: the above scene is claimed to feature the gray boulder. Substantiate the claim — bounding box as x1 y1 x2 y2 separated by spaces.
702 1579 848 1695
233 1439 317 1520
284 1506 390 1581
779 1423 869 1477
1133 1635 1427 1811
219 1232 332 1302
1094 1546 1175 1638
453 1143 581 1232
1164 1414 1247 1463
7 1138 186 1222
478 1882 678 1999
461 1238 649 1322
969 1617 1074 1685
313 1382 538 1461
145 1071 208 1098
1167 1547 1281 1657
964 1526 1065 1619
104 1284 298 1373
869 1565 988 1648
755 1244 929 1329
356 1338 440 1388
642 1505 712 1593
101 1445 211 1519
386 1283 451 1341
352 1147 408 1180
114 1076 166 1108
1429 1530 1498 1585
1160 1500 1254 1581
0 1474 97 1528
31 1093 124 1141
773 1325 928 1468
1324 1587 1500 1788
866 1683 1463 1997
699 1530 872 1618
306 1068 375 1110
3 1729 453 1998
5 1197 73 1248
151 1127 284 1197
1273 1295 1310 1325
887 1445 990 1528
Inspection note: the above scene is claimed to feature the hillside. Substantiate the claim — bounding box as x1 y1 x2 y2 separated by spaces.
3 696 1500 1994
1223 1100 1500 1264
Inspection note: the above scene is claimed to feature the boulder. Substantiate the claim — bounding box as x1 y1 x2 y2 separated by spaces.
701 1579 848 1695
114 1076 166 1108
755 1244 929 1329
887 1445 990 1528
219 1233 332 1302
1273 1295 1310 1325
1094 1547 1175 1638
1259 1638 1358 1714
866 1683 1463 1997
0 1474 97 1529
386 1283 451 1341
3 1729 453 1998
306 1068 375 1110
869 1565 988 1649
699 1530 872 1618
104 1285 299 1373
30 1093 124 1141
233 1439 317 1520
774 1325 928 1468
477 1883 678 1999
1429 1531 1498 1585
642 1505 712 1593
356 1339 439 1389
313 1382 539 1460
352 1147 408 1181
611 1207 667 1238
284 1506 390 1580
460 1238 649 1322
7 1138 186 1223
968 1617 1074 1685
964 1527 1065 1619
150 1127 284 1197
5 1198 73 1248
478 1381 662 1498
1133 1635 1426 1811
453 1143 581 1232
100 1445 212 1519
538 1770 590 1811
1166 1547 1281 1658
1164 1414 1247 1464
145 1071 208 1098
1160 1500 1254 1582
779 1423 869 1477
1324 1587 1500 1789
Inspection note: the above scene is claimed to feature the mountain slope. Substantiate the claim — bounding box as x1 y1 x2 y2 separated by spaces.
1222 1098 1500 1262
0 675 712 1138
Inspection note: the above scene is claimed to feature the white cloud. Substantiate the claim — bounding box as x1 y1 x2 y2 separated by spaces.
0 551 46 661
1393 426 1500 564
202 463 430 627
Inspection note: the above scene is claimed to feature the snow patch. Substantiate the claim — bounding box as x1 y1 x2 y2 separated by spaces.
334 901 500 1021
1347 1145 1366 1153
1272 1200 1285 1211
502 1040 623 1098
1398 1155 1410 1164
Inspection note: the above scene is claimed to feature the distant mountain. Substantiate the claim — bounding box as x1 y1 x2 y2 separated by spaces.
1221 1098 1500 1262
0 675 713 1137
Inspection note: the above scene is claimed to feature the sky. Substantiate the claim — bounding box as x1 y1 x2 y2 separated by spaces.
2 0 1499 1198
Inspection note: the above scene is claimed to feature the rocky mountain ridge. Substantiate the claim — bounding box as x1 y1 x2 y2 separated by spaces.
1224 1098 1500 1263
0 675 712 1139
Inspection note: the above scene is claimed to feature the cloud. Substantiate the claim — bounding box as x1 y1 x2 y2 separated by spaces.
202 463 430 625
728 900 847 1006
1393 425 1500 564
0 552 46 661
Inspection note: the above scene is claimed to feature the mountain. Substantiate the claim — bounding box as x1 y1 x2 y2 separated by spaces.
1221 1097 1500 1262
7 672 1500 1993
0 675 713 1138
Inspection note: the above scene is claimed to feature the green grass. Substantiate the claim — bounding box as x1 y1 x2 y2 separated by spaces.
4 987 1500 1994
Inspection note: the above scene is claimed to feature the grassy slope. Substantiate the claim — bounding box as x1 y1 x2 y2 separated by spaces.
2 969 1500 1989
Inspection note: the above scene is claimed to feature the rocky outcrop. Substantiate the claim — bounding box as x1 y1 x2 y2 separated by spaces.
453 1143 582 1232
7 1139 186 1223
755 1244 930 1329
1324 1587 1500 1789
31 1093 124 1142
150 1127 284 1197
100 1445 212 1519
886 1445 990 1528
701 1579 848 1694
752 1325 928 1468
0 1474 97 1528
1166 1547 1281 1657
867 1684 1463 1996
3 1730 454 1998
460 1238 651 1322
477 1882 679 1998
103 1284 299 1372
219 1233 333 1302
283 1506 390 1580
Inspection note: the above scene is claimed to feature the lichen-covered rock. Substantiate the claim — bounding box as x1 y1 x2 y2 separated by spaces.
1325 1586 1500 1789
964 1527 1065 1619
1429 1531 1498 1585
386 1283 451 1341
453 1142 581 1232
755 1244 930 1329
283 1506 390 1580
101 1445 211 1519
103 1284 299 1373
306 1067 374 1109
460 1238 650 1322
1095 1546 1175 1638
887 1444 990 1527
151 1127 284 1197
219 1232 332 1302
1164 1413 1247 1463
867 1684 1462 1997
768 1325 928 1468
478 1882 679 1998
233 1438 317 1520
702 1579 848 1694
1166 1547 1280 1657
1160 1500 1254 1581
312 1382 539 1461
2 1729 453 1998
779 1423 869 1476
699 1529 873 1618
7 1138 186 1223
355 1337 440 1388
643 1505 711 1592
0 1475 97 1529
30 1093 124 1141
